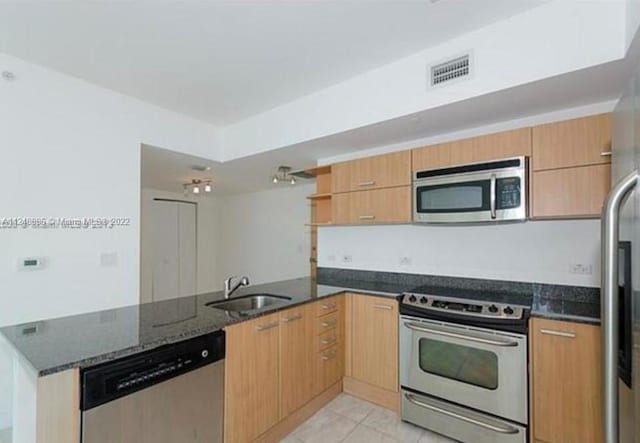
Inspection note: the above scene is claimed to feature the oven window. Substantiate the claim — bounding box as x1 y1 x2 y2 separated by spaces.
418 338 498 390
416 181 490 213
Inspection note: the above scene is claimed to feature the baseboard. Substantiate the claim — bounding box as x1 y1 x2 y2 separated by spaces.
342 377 400 413
255 381 342 443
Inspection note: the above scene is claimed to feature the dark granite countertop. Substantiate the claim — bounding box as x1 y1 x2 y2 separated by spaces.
0 277 398 376
1 269 601 377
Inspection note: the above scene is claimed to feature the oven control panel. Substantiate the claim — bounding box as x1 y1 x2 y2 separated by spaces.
402 293 525 320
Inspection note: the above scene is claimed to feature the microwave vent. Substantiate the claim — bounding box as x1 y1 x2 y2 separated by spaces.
430 54 471 86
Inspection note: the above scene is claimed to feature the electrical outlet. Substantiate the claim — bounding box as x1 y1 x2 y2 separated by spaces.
341 254 353 263
400 256 412 266
569 263 593 275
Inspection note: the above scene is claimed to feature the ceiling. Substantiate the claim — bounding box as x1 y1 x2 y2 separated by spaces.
0 0 545 125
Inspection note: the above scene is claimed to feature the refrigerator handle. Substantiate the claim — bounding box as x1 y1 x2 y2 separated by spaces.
602 169 638 443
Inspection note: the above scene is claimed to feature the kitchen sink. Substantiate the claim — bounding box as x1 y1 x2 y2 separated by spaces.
206 294 292 312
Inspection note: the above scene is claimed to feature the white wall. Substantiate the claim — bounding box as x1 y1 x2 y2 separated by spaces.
318 220 601 287
0 52 222 327
223 1 626 160
140 189 222 304
219 184 313 285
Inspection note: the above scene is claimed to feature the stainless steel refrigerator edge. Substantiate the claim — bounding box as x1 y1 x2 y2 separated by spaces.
607 69 640 443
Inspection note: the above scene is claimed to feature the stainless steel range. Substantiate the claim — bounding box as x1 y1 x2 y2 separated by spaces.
399 289 530 443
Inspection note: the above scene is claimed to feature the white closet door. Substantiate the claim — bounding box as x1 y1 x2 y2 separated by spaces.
151 201 180 302
178 202 197 298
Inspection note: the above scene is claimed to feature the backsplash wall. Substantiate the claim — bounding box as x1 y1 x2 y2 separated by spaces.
317 219 601 287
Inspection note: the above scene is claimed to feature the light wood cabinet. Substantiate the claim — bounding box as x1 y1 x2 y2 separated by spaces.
332 186 411 225
332 151 411 193
314 296 344 395
350 294 398 392
412 128 531 171
530 317 603 443
532 113 612 171
279 304 316 419
532 164 611 218
225 312 280 443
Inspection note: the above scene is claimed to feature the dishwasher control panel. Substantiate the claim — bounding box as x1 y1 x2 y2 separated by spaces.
81 330 225 410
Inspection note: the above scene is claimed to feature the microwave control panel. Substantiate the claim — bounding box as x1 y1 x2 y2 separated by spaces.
496 177 521 209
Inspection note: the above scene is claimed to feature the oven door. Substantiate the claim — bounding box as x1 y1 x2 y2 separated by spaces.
413 169 526 223
400 315 528 424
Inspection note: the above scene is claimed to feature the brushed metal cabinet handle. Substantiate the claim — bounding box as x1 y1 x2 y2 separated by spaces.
373 304 393 310
320 337 337 345
282 314 303 323
358 181 376 187
540 328 576 338
321 320 337 328
359 215 375 220
256 321 279 331
321 303 336 310
601 151 613 157
322 351 337 361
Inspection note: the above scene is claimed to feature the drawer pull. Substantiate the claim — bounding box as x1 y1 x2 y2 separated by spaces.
322 351 337 361
321 303 336 310
359 215 375 220
601 151 613 157
256 321 279 331
282 314 302 323
320 337 337 346
321 320 337 328
373 304 393 310
358 181 376 187
540 328 576 338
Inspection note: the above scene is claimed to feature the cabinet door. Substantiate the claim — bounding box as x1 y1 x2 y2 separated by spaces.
279 304 315 419
532 113 612 171
472 128 531 163
224 313 280 443
332 187 411 224
412 138 473 171
351 295 398 392
532 164 610 218
350 151 411 191
332 161 352 193
531 318 603 443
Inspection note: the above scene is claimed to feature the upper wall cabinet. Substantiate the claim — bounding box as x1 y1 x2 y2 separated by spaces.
531 113 612 219
532 113 612 171
332 151 411 193
412 128 531 171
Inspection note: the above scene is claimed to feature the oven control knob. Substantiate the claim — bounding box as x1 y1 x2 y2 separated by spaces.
408 295 417 303
503 306 514 315
419 296 428 304
488 304 499 313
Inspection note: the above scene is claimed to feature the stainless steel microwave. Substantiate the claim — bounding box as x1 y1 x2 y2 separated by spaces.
413 156 528 223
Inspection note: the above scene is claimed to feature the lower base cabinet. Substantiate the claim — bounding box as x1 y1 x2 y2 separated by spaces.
530 317 603 443
224 297 344 443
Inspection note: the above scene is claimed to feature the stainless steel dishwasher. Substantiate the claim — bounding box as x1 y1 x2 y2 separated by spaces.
80 330 225 443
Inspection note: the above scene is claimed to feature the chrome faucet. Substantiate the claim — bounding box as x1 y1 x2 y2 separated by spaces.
224 276 250 299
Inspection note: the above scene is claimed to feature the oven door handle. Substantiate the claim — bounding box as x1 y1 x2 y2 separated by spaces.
404 393 520 435
404 322 519 347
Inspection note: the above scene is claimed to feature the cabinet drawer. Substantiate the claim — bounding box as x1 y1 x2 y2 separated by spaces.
532 164 610 218
332 186 411 225
317 312 339 334
316 298 339 316
315 345 343 394
333 151 411 193
532 113 611 171
318 329 339 352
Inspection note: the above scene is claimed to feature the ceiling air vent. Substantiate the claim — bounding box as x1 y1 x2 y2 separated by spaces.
430 54 471 87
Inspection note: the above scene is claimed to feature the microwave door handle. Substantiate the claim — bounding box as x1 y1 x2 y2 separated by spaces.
490 174 497 219
602 169 638 443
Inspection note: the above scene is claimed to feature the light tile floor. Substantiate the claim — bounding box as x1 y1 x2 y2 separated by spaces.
281 394 457 443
